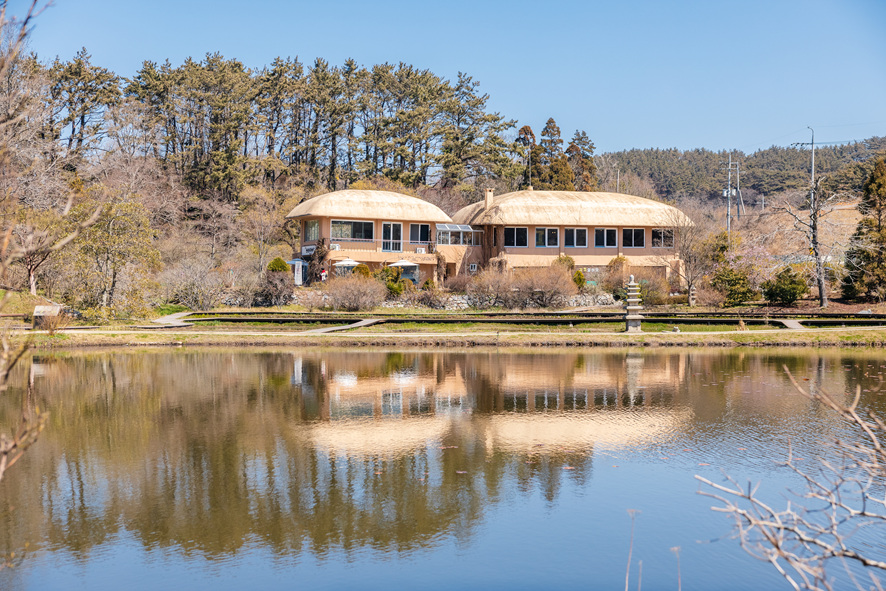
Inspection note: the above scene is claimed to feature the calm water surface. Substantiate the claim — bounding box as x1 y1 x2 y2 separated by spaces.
1 348 885 590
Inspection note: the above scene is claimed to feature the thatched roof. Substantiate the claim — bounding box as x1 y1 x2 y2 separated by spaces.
452 190 692 227
286 189 452 223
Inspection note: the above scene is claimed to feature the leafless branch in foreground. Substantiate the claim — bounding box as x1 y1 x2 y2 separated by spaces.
696 366 886 591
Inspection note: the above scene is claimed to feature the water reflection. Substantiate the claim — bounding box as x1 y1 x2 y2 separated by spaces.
1 348 885 587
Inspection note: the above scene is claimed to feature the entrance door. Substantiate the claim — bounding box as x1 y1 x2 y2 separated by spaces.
382 222 402 252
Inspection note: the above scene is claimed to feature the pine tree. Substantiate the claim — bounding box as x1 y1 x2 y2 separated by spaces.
566 130 598 191
842 157 886 301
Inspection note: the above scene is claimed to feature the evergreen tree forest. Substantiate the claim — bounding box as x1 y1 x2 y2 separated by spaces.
4 46 885 314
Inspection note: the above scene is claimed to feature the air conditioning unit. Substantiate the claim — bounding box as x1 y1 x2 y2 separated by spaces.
415 247 426 254
329 243 341 251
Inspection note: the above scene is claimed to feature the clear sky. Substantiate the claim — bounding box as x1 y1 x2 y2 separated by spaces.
14 0 886 154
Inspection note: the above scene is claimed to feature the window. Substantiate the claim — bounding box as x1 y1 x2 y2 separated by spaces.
331 220 373 240
304 220 319 242
594 228 617 248
565 228 587 248
622 228 645 248
651 228 674 248
535 227 559 247
504 227 528 247
382 222 402 252
410 223 430 243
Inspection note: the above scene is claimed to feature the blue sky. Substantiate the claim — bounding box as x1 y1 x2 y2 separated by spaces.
15 0 886 153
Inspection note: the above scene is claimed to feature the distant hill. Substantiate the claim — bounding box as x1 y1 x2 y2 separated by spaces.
604 136 886 202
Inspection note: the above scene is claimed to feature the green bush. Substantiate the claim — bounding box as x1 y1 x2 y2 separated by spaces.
267 257 290 273
762 267 808 306
711 266 757 307
572 269 585 289
421 278 435 291
353 263 371 277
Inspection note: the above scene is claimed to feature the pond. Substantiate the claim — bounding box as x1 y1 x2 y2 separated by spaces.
1 348 884 590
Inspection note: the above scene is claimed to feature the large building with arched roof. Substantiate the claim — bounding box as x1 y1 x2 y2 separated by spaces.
452 189 690 280
287 188 691 284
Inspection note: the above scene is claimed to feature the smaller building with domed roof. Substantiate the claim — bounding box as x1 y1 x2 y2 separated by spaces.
285 189 481 284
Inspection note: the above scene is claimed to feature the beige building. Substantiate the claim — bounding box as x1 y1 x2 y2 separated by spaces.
452 189 691 280
287 188 691 282
285 189 479 283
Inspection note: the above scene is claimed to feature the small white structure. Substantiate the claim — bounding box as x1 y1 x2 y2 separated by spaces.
624 275 643 333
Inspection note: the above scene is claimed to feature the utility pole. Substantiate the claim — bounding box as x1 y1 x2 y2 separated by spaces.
616 168 620 193
790 127 828 308
722 155 740 244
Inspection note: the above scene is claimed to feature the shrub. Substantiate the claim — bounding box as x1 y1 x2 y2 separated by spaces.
572 269 585 290
325 276 387 311
267 257 290 273
443 274 471 293
406 286 450 309
762 267 808 306
160 260 226 310
353 264 371 278
631 269 669 306
466 269 515 308
554 255 575 271
255 271 295 306
514 266 578 308
421 278 435 291
602 256 630 294
711 266 757 307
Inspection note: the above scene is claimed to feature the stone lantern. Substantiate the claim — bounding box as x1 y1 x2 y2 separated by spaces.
624 275 643 333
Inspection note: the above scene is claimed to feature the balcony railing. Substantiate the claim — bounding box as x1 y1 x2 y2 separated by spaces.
317 238 438 254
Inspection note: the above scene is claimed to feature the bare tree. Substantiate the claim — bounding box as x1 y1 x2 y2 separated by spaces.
772 182 844 308
697 367 886 591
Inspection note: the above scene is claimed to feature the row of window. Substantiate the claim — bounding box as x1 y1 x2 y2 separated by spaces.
503 227 674 249
306 219 675 250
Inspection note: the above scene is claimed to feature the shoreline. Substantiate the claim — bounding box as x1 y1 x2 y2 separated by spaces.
23 326 886 350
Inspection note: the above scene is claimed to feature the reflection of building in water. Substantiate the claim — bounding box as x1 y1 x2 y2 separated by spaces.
289 351 692 457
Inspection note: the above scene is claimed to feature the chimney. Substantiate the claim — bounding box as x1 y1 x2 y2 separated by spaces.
484 188 494 210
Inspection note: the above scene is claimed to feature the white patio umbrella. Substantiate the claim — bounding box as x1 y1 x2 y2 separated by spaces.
388 260 419 267
332 259 360 267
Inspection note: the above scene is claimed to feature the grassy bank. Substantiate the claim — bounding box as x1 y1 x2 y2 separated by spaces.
20 325 886 350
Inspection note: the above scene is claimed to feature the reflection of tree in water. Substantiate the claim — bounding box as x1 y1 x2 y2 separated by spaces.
2 349 884 564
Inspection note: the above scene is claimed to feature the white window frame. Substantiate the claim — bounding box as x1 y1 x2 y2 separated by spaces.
331 219 374 241
304 219 320 242
594 228 617 248
651 228 674 248
564 228 587 248
504 226 529 248
382 222 402 252
535 227 559 248
622 228 646 248
410 223 431 244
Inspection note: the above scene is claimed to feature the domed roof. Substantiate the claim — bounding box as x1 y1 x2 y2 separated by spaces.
286 190 452 223
452 191 692 227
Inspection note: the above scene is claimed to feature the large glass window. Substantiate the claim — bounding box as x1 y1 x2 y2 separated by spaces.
504 227 528 247
594 228 617 248
304 220 319 242
622 228 645 248
651 228 674 248
382 222 402 252
409 223 431 243
565 228 587 248
331 220 374 240
535 227 559 247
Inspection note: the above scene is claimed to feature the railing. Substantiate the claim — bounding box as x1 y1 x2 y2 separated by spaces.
310 238 438 254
